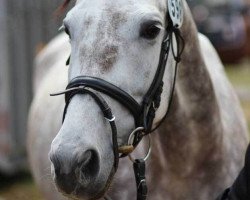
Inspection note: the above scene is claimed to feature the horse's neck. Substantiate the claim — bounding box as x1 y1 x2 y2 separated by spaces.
151 2 223 178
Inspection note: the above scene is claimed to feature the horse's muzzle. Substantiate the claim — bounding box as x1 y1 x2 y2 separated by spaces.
49 148 100 198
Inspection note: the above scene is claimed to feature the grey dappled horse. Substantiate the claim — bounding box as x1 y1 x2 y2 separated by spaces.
27 0 249 199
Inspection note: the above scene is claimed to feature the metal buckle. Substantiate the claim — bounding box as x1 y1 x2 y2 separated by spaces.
127 127 152 163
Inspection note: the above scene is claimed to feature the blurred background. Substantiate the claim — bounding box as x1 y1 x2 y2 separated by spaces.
0 0 249 199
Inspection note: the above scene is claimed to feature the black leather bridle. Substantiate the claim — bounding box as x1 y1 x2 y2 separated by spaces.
51 12 184 200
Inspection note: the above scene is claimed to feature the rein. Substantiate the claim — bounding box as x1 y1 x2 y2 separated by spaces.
50 2 185 199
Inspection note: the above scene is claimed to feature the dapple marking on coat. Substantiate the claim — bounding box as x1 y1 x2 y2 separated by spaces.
27 0 249 199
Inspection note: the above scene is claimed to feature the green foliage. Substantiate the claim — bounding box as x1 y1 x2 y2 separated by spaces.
0 173 43 200
225 60 250 132
225 62 250 87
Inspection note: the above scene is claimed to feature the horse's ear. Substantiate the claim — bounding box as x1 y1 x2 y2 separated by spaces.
167 0 184 28
54 0 72 17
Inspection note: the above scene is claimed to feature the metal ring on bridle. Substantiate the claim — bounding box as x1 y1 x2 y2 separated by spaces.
105 115 116 122
128 127 152 163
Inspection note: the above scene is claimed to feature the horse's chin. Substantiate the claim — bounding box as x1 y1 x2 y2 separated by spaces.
51 165 115 200
58 185 104 200
54 179 109 200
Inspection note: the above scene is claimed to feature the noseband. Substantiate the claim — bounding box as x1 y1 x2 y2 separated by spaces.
51 7 185 200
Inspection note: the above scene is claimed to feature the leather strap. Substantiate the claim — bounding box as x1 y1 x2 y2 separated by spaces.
133 159 148 200
65 76 142 127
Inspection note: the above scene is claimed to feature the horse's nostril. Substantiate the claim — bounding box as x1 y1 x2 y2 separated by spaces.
78 150 100 185
79 150 92 166
50 152 77 194
49 148 100 193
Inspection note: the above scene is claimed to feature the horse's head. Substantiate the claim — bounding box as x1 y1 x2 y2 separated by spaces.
49 0 183 199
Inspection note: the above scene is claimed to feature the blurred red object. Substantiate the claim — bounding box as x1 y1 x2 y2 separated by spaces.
243 1 250 57
189 0 250 63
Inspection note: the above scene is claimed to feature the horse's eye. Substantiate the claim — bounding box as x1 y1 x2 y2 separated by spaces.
140 22 161 40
